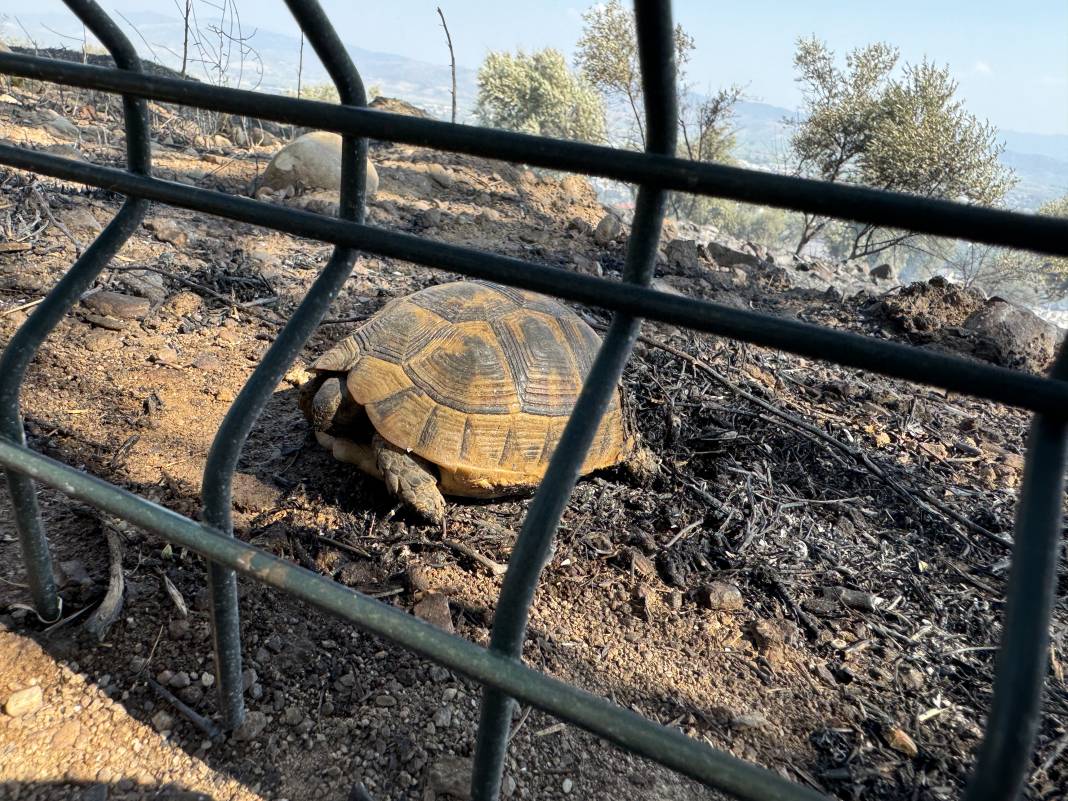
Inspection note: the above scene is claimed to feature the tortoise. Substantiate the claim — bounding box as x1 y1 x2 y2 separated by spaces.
298 280 652 523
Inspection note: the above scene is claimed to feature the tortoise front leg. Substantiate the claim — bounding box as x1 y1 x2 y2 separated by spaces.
323 433 384 481
372 434 446 524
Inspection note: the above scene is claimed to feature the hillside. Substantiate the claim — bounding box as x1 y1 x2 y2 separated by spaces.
0 57 1066 801
3 13 1066 211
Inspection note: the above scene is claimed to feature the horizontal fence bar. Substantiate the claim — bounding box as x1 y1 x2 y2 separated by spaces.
2 144 1067 421
1 52 1067 259
0 436 824 801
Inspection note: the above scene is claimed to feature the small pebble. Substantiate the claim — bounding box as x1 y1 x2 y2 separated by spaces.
151 710 175 733
169 671 191 689
886 725 919 758
3 686 43 717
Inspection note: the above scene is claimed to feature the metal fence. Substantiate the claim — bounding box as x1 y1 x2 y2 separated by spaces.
0 1 1065 799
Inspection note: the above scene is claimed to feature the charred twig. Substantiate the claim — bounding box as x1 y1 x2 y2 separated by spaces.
414 537 508 577
634 331 1010 549
148 678 222 738
31 185 85 253
316 532 372 560
109 263 284 326
108 263 367 329
84 524 125 642
2 286 101 318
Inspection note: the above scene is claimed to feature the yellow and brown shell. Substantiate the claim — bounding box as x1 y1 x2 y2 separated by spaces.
310 280 630 496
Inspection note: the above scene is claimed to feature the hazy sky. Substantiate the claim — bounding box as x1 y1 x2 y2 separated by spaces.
7 0 1068 134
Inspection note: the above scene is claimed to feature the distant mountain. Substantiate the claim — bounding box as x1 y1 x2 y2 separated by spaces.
0 11 479 119
725 100 1067 210
1000 130 1068 162
3 13 1065 210
729 100 796 168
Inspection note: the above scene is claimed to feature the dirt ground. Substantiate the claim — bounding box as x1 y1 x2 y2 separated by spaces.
1 60 1066 801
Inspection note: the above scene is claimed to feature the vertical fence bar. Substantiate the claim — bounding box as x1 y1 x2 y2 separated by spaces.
963 343 1068 801
0 0 150 623
199 0 366 730
469 3 677 799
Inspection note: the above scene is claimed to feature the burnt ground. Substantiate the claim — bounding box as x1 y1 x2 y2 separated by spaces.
0 67 1066 801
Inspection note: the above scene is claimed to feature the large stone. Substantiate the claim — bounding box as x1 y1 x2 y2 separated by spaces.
413 593 454 634
870 263 894 280
231 710 268 741
82 291 151 320
593 213 622 246
428 756 474 800
259 131 378 197
42 113 80 141
704 240 761 269
664 239 701 275
964 299 1064 374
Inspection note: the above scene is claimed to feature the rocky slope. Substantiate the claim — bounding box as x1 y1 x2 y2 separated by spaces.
0 59 1065 801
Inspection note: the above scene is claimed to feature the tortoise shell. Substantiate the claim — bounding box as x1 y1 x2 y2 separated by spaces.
310 280 629 493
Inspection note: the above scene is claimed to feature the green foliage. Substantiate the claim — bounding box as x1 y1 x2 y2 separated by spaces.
575 0 742 226
673 85 744 220
475 48 606 143
575 0 694 148
788 37 1015 258
283 83 379 104
703 201 802 250
980 194 1068 301
297 83 340 103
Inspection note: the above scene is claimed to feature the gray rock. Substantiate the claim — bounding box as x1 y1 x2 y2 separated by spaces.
43 114 80 140
699 581 744 611
566 216 592 235
964 299 1064 374
664 239 701 275
572 254 602 276
151 710 175 732
83 291 151 320
149 219 190 248
593 213 622 246
428 756 474 800
116 269 166 304
231 710 268 741
413 593 454 634
428 163 454 189
705 240 761 269
169 671 191 689
432 706 453 728
259 131 379 197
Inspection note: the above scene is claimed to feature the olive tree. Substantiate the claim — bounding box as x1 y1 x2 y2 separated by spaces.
948 194 1068 301
574 0 696 149
789 37 1015 258
575 0 743 222
475 48 606 143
